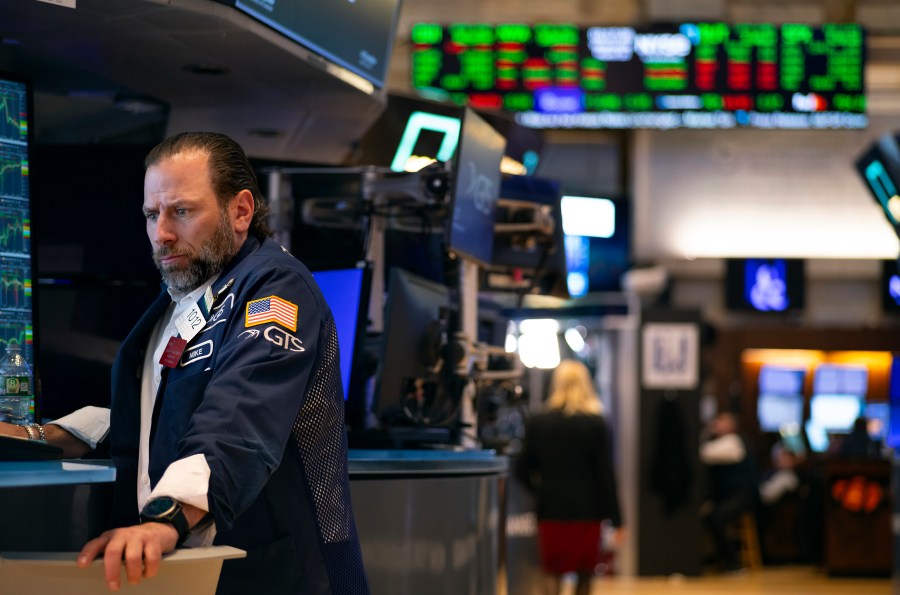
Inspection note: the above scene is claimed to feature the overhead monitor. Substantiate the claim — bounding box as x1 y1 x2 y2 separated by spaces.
561 195 630 296
854 133 900 237
232 0 403 89
0 72 36 420
411 22 867 129
446 108 507 266
725 258 805 312
880 259 900 313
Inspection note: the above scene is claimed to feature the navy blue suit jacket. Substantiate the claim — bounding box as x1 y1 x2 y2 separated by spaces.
109 237 368 594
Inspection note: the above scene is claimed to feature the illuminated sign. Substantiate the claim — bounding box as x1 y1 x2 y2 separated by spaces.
411 22 867 129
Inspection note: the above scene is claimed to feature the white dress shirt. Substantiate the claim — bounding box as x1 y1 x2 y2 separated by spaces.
50 277 219 546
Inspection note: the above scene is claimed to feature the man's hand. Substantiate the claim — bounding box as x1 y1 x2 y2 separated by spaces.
0 421 91 458
77 522 179 591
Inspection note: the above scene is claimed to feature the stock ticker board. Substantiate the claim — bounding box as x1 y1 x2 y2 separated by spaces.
410 22 867 129
0 77 33 365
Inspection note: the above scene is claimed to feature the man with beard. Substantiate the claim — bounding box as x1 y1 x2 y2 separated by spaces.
0 132 369 594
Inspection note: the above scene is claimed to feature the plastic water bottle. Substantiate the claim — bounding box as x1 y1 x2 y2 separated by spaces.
0 341 33 425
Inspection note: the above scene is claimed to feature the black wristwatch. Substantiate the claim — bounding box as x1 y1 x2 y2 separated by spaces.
140 496 190 546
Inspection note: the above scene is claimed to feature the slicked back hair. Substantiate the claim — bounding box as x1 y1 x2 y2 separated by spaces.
145 131 272 239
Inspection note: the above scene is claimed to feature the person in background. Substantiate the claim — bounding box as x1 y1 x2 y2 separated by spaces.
514 359 625 595
699 411 758 573
0 132 368 594
838 416 881 459
759 441 802 506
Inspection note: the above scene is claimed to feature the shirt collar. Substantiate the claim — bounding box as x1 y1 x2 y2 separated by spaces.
166 274 219 306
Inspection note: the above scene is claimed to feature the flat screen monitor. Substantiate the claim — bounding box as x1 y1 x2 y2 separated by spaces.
854 134 900 237
757 393 804 432
310 266 371 405
813 363 868 396
411 22 867 130
232 0 402 89
758 365 805 396
725 258 805 312
374 268 453 427
562 195 630 296
809 393 864 432
0 72 36 421
447 108 507 266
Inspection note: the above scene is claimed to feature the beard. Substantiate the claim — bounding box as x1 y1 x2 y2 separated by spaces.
153 211 236 293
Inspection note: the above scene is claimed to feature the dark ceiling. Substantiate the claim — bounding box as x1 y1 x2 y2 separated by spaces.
0 0 387 164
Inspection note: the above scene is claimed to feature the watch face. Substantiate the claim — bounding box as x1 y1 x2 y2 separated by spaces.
143 497 177 518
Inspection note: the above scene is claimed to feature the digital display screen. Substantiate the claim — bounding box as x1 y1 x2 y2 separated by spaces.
448 108 506 266
809 393 863 432
758 393 804 432
725 258 805 312
311 267 369 401
411 22 866 129
880 260 900 312
235 0 402 88
813 363 868 396
0 76 33 369
563 196 630 296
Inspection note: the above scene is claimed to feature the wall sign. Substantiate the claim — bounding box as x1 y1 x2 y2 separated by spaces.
641 322 699 389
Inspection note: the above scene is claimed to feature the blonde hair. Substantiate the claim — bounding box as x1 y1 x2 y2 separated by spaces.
545 359 603 416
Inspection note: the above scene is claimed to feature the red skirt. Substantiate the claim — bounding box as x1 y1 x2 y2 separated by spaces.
537 520 602 574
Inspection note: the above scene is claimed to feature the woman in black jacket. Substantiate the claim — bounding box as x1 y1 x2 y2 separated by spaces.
515 359 625 595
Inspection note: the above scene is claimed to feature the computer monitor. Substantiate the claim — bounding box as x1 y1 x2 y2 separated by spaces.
562 195 630 296
813 363 868 396
0 72 37 420
231 0 403 89
757 393 805 433
373 268 455 429
809 393 864 432
446 108 507 267
310 266 371 405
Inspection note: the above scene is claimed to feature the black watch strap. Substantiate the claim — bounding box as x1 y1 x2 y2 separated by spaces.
140 497 190 546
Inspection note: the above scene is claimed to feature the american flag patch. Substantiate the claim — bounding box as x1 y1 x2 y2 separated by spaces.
245 296 298 332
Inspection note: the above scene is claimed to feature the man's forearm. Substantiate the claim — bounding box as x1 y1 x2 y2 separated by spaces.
0 421 91 458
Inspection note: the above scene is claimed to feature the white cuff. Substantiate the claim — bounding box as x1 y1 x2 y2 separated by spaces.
47 406 110 450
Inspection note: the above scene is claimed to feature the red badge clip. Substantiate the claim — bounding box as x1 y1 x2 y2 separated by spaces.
159 336 188 368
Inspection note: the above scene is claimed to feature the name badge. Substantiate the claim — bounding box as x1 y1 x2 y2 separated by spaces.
174 302 208 344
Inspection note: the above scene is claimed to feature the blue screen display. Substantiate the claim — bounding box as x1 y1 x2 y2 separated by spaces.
888 356 900 448
744 259 790 311
311 268 367 401
726 258 804 312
